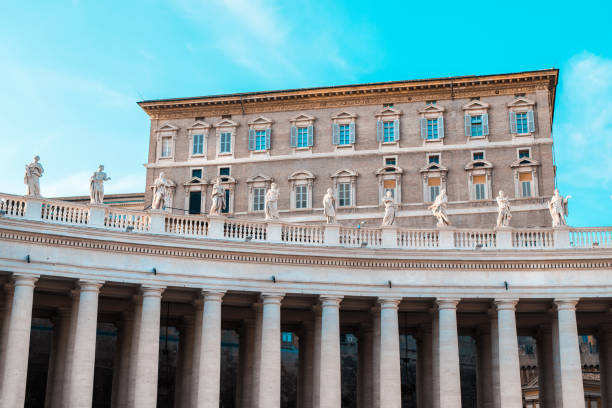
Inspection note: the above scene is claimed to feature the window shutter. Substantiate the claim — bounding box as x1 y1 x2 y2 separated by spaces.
482 113 489 135
376 120 383 142
393 119 400 141
248 129 255 151
307 125 314 147
349 122 355 144
265 128 271 150
290 126 297 148
438 117 444 138
509 112 517 134
332 123 339 145
464 115 471 137
527 110 535 133
420 118 427 139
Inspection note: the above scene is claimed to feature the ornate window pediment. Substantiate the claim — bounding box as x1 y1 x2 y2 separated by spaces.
247 174 273 184
331 169 358 208
375 107 402 118
418 104 445 115
188 121 211 131
511 157 540 168
184 176 208 185
290 113 315 124
215 119 238 128
288 170 315 182
156 123 179 133
248 116 273 127
420 163 448 173
288 170 315 210
507 96 535 109
464 160 493 171
331 169 358 179
462 100 490 111
331 111 357 120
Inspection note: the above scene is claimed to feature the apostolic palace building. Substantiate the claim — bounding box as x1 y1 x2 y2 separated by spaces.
1 68 611 408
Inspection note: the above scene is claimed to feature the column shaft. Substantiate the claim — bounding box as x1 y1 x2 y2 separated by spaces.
357 325 373 408
258 293 284 408
194 291 225 408
372 309 381 408
436 298 461 408
45 308 71 408
490 312 501 408
190 299 204 408
252 303 263 408
300 322 314 408
133 286 164 408
417 324 433 408
312 306 322 408
319 296 343 408
379 298 401 408
0 275 38 408
127 298 142 407
537 325 556 408
113 312 135 408
178 316 195 408
431 311 440 408
494 299 523 408
239 319 256 408
476 325 493 408
0 284 15 391
600 327 612 408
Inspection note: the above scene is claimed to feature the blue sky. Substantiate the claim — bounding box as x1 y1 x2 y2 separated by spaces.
1 0 611 226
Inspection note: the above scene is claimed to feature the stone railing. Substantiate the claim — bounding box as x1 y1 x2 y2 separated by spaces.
2 194 611 251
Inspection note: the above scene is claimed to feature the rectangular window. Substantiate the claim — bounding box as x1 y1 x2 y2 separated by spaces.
192 134 204 155
383 103 394 108
519 172 532 197
161 137 172 157
383 121 395 142
253 187 265 211
518 149 530 158
254 130 267 151
296 127 309 148
516 113 529 134
339 124 351 145
473 152 484 161
282 332 293 343
470 116 483 137
473 175 486 200
385 157 397 166
295 185 308 209
427 119 439 139
222 189 230 213
428 155 440 164
428 177 440 202
426 100 436 105
338 183 351 207
383 179 396 198
219 167 230 176
188 191 201 214
220 132 232 154
191 169 202 179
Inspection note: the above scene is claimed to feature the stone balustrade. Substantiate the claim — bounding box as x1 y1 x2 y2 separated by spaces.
1 192 610 251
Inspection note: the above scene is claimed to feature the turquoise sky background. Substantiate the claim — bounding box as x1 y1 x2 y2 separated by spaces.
1 0 611 226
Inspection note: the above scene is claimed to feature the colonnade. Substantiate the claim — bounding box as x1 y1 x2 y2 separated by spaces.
0 274 606 408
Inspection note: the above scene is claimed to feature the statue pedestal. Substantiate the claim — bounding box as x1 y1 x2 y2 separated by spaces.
381 226 398 248
324 224 340 246
149 209 166 234
553 226 571 249
437 226 456 249
24 196 43 221
266 221 283 243
495 227 513 250
88 204 108 228
208 215 226 239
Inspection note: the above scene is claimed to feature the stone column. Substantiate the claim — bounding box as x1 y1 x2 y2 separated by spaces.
489 310 501 408
61 290 80 407
127 296 142 407
258 293 284 408
239 318 256 408
0 284 14 396
190 299 204 408
371 307 381 408
178 316 195 408
319 296 343 408
552 298 584 408
599 325 612 408
45 307 71 408
299 321 314 408
417 323 433 408
0 274 38 408
357 324 373 408
252 303 263 408
537 324 555 408
112 311 135 408
312 306 322 408
193 291 225 408
379 297 401 408
133 286 165 408
431 309 440 408
436 298 461 408
67 280 104 408
476 323 493 408
493 299 522 408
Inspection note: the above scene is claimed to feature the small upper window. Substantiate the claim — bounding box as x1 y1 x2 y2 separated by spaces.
192 134 204 155
221 114 232 119
383 103 394 108
161 137 172 158
518 149 530 158
385 157 397 166
191 169 202 179
219 167 230 176
473 152 484 161
426 100 437 105
428 155 440 164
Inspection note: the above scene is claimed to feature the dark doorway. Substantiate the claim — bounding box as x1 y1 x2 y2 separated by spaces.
189 191 201 214
222 190 230 214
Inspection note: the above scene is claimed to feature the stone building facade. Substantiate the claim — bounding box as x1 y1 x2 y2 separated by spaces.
139 70 558 227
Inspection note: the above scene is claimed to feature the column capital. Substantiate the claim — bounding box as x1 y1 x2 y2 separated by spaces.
260 292 284 305
436 297 460 309
319 295 343 308
11 274 39 287
554 298 579 311
494 298 519 311
378 297 402 309
77 279 104 292
141 285 165 298
201 290 226 303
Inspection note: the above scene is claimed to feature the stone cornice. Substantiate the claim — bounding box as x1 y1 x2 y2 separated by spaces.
1 221 612 272
138 70 558 124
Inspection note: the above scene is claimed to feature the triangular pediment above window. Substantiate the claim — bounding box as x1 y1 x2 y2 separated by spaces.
375 107 402 117
183 176 208 186
290 113 315 123
214 118 239 128
288 170 315 181
213 175 237 184
507 96 535 108
418 104 445 114
465 160 493 170
375 165 403 175
248 116 273 126
511 157 540 168
462 100 490 111
188 120 211 130
419 163 449 173
246 174 273 184
156 123 179 133
331 110 357 120
331 168 358 178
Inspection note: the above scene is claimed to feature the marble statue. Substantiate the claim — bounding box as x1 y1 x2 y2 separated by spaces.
548 189 571 227
151 172 176 211
265 183 280 220
89 165 111 204
24 156 44 197
209 181 226 215
429 189 451 227
496 190 512 228
322 188 336 224
381 191 396 226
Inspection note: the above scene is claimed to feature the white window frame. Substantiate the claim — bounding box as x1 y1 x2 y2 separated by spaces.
288 170 315 210
188 121 210 160
248 116 273 157
155 123 178 161
465 157 493 201
331 111 357 151
375 165 403 204
511 157 540 199
462 100 491 142
420 163 448 203
219 132 232 155
427 153 441 165
294 185 309 209
290 114 316 154
182 172 208 215
517 147 532 159
375 107 401 149
214 119 238 158
471 150 485 161
331 169 358 208
418 104 445 145
246 174 273 213
508 96 536 138
383 155 398 166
